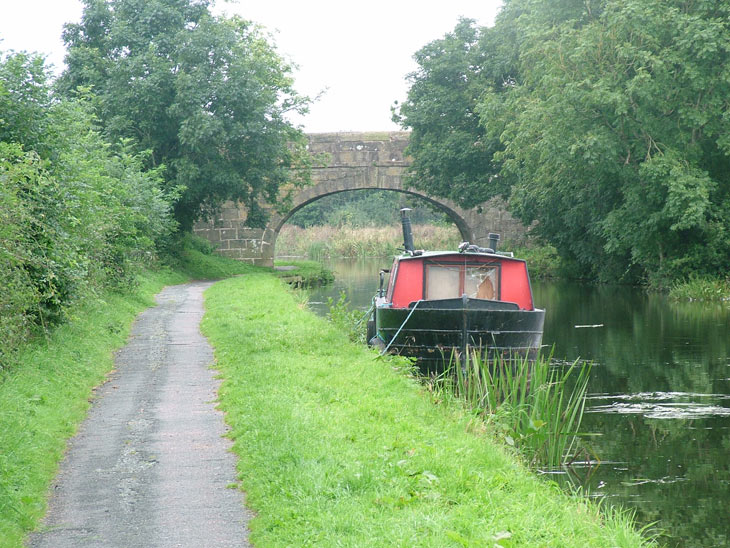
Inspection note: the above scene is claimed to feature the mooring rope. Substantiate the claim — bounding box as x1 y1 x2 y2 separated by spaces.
354 303 375 327
381 300 423 356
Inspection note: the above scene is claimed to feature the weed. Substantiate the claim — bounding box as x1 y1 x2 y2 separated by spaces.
428 351 592 468
325 291 367 343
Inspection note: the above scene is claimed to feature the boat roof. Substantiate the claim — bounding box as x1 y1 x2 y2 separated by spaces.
396 250 526 263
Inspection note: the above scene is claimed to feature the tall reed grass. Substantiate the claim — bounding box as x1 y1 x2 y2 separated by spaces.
428 350 592 468
275 224 461 259
668 274 730 301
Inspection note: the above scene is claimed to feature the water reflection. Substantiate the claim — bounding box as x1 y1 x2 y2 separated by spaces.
307 258 389 315
309 260 730 548
534 281 730 548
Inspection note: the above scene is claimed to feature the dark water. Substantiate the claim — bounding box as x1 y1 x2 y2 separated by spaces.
308 259 730 548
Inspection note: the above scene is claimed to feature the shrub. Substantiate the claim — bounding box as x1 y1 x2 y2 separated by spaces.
0 52 177 369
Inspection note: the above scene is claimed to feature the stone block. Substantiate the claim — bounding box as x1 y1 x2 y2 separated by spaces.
238 248 261 259
219 228 237 241
239 225 263 238
193 219 214 230
337 151 355 164
222 207 243 221
196 227 220 243
218 248 243 259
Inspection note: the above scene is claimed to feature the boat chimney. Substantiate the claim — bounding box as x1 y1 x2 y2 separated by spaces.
488 233 500 252
400 208 415 254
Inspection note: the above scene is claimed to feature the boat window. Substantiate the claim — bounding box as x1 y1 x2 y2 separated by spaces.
424 261 501 301
465 265 499 300
386 259 399 301
425 265 461 300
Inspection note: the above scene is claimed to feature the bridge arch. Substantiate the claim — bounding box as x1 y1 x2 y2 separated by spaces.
193 132 528 266
261 179 475 265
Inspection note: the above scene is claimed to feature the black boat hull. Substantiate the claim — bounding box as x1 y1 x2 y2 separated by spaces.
373 298 545 374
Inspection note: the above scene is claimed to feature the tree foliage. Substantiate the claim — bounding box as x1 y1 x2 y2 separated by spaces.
59 0 311 230
393 19 508 208
396 0 730 283
1 51 175 367
287 190 448 228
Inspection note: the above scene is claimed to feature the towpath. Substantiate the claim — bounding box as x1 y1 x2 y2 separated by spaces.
28 282 251 548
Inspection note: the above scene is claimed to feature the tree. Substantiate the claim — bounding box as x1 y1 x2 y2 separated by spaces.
393 19 511 208
393 1 600 210
399 0 730 283
1 50 175 358
488 0 730 282
59 0 312 230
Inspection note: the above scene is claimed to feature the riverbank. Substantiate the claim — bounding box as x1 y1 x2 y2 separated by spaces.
202 273 654 547
276 223 462 260
1 246 652 547
668 275 730 302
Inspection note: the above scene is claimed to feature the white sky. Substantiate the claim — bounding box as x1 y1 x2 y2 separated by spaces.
0 0 503 132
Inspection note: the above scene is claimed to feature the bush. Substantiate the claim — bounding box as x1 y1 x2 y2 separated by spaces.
511 243 562 279
0 52 177 369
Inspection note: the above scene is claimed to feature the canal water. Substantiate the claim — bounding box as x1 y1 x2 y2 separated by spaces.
307 258 730 548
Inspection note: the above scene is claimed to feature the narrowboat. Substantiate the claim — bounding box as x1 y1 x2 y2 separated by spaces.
368 209 545 373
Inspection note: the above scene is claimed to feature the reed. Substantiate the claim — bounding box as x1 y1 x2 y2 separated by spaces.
668 274 730 302
276 224 461 258
429 351 591 468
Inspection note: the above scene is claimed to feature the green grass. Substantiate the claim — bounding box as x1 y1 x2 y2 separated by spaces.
172 234 335 286
668 274 730 302
176 245 263 279
202 274 654 547
273 259 335 287
0 267 188 547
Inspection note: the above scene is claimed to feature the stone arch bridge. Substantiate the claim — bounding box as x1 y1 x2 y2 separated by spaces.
193 132 526 266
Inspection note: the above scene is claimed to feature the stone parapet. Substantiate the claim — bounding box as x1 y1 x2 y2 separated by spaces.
306 132 410 167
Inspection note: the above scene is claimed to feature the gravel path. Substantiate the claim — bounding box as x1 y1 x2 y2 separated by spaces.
28 282 251 548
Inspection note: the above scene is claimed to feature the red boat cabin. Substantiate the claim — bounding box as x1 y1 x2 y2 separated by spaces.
386 252 536 311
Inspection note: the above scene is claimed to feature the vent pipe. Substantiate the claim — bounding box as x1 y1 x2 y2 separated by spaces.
400 208 415 254
488 233 500 253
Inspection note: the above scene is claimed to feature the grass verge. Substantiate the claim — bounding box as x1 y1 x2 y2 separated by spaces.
202 274 654 547
0 238 331 546
273 259 335 287
172 234 334 286
0 267 188 547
